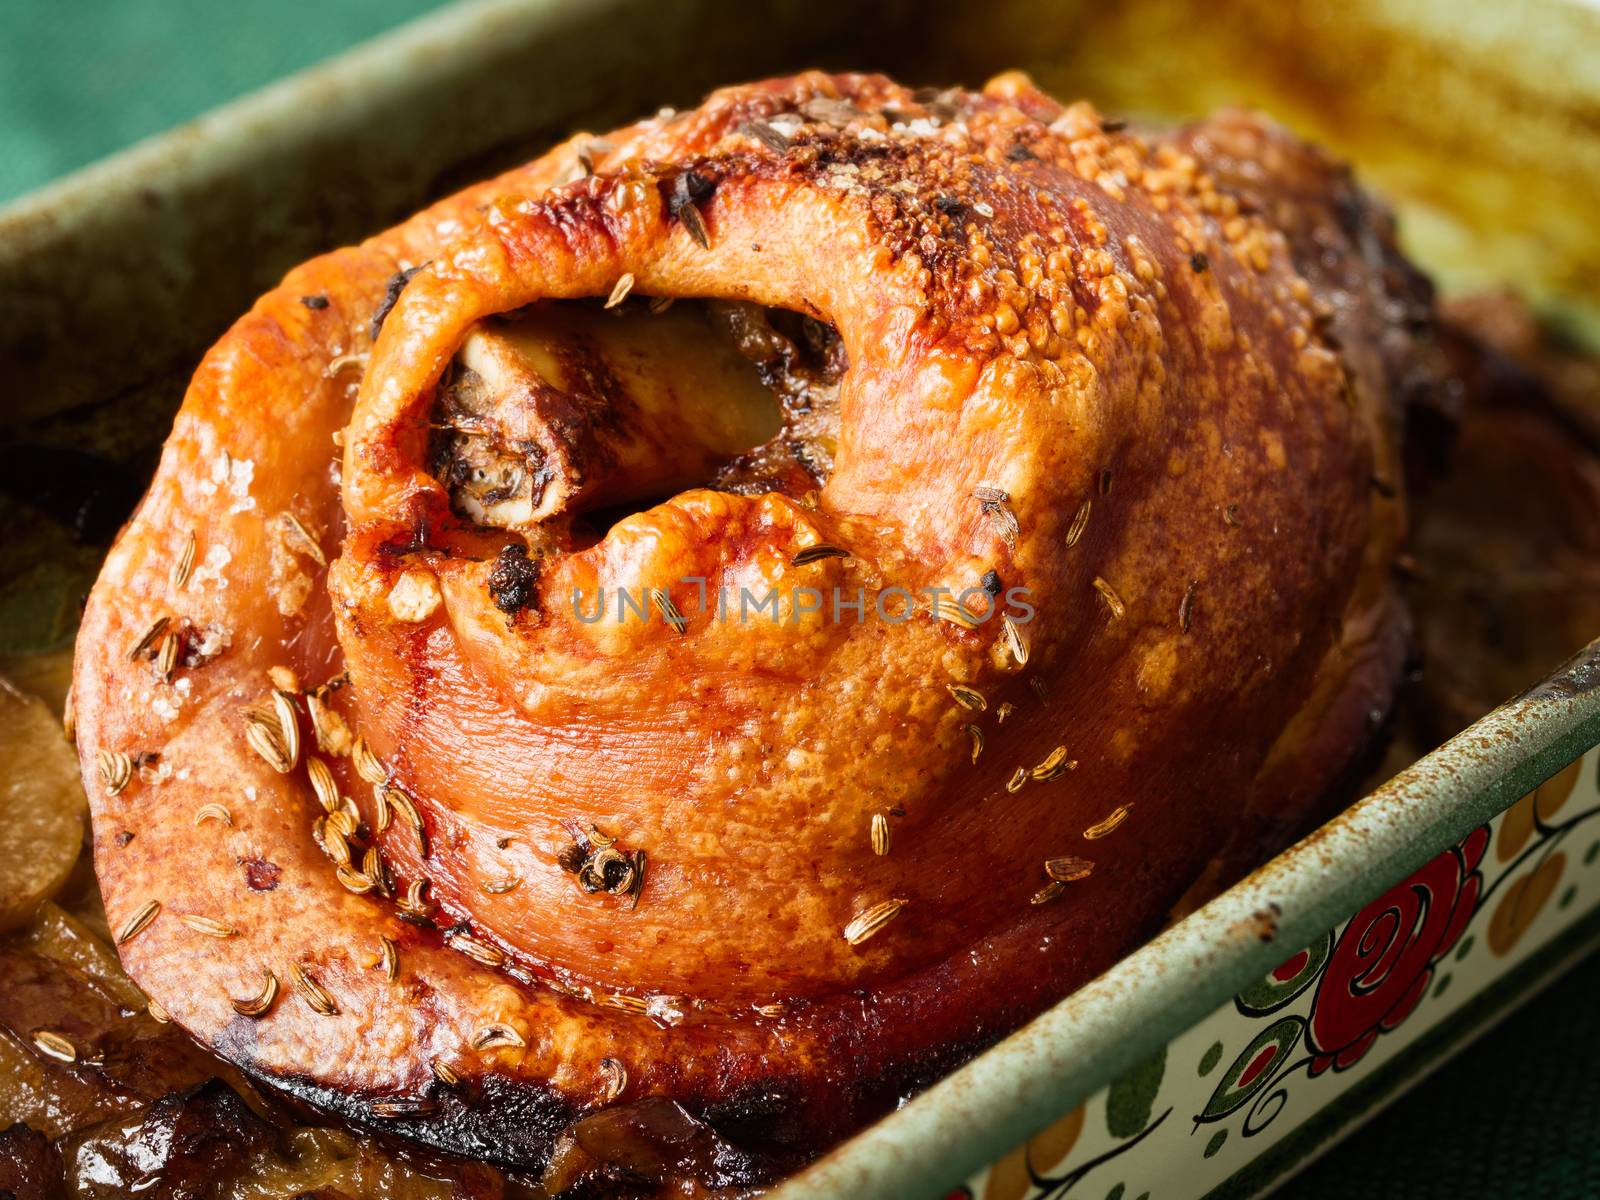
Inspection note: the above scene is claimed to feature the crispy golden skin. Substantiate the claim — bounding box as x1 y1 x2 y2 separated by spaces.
72 72 1428 1183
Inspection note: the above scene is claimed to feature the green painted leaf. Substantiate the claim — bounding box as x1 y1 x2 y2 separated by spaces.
1198 1016 1303 1122
1105 1045 1166 1138
1235 930 1332 1016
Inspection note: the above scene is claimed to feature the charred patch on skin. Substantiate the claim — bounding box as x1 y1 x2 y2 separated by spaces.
486 542 540 615
370 265 424 340
222 1056 578 1173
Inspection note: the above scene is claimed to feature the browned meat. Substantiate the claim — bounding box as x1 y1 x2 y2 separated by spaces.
70 71 1450 1187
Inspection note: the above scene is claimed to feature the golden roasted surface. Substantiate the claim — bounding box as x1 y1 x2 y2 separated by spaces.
69 72 1431 1182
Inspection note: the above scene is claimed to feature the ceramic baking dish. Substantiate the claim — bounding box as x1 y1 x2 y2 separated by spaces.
3 1 1596 1196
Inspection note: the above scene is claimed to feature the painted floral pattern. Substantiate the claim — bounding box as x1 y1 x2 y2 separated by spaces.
959 748 1600 1200
1305 826 1486 1074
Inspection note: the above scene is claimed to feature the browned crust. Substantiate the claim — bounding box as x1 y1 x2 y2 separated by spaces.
71 72 1421 1178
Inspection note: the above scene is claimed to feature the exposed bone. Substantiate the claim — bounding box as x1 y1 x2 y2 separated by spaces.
436 302 784 531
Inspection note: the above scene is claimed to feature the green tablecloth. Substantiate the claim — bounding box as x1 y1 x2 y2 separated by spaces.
0 0 445 202
2 3 1596 1195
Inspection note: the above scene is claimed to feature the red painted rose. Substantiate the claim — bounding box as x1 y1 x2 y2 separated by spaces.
1307 827 1487 1074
